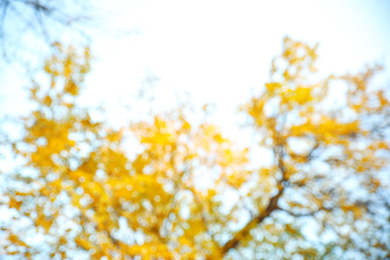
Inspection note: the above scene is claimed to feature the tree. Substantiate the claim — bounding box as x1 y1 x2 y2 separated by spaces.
1 37 389 259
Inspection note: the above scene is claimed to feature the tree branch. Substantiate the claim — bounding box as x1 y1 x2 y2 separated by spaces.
221 140 289 255
221 185 285 254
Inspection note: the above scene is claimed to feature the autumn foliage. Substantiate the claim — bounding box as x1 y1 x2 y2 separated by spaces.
1 38 389 259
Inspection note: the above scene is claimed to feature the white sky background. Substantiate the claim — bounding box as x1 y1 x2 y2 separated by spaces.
1 0 390 137
85 0 390 131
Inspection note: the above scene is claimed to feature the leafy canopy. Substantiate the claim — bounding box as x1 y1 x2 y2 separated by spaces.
1 37 389 259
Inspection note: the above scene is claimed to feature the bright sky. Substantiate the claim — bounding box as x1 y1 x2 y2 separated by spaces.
84 0 390 130
1 0 390 134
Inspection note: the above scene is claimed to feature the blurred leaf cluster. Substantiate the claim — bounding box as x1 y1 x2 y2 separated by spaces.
1 37 389 259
